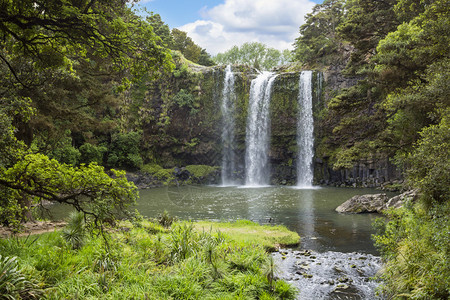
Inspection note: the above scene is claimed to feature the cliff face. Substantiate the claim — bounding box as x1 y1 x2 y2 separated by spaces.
131 59 400 187
313 44 402 188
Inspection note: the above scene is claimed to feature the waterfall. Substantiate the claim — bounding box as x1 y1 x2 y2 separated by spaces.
296 71 314 188
245 72 278 186
220 65 237 185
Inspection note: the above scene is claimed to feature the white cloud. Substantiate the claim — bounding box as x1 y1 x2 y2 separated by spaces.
179 0 316 55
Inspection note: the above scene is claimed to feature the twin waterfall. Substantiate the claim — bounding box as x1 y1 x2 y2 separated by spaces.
245 72 278 186
296 71 314 188
220 65 237 186
220 67 315 187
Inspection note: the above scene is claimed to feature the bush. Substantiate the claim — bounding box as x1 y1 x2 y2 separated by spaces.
79 143 106 165
405 113 450 204
107 131 143 169
62 211 86 250
51 145 80 166
373 202 450 299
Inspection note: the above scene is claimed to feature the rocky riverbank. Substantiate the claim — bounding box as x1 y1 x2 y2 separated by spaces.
273 248 382 299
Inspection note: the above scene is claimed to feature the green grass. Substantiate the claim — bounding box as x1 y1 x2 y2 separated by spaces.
0 219 299 299
194 220 300 251
373 201 450 299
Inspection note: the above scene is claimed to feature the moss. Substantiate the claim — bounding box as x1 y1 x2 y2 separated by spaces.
185 165 218 178
141 164 175 183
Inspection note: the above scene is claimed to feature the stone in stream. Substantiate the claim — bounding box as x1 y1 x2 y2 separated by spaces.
335 193 388 213
335 190 419 213
273 248 382 299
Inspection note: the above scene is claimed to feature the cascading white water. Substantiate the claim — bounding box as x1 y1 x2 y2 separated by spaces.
245 72 278 186
296 71 315 188
220 65 237 185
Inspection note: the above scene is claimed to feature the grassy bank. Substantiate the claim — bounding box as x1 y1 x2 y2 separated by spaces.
0 218 299 299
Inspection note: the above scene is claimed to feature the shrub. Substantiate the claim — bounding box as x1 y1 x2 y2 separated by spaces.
0 255 42 299
62 212 86 250
79 143 106 165
107 131 143 169
51 145 80 166
373 202 450 299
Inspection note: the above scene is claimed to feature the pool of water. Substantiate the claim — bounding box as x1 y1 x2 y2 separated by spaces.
48 185 393 299
135 185 393 255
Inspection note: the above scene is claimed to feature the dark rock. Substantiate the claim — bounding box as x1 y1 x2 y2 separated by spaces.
173 167 191 181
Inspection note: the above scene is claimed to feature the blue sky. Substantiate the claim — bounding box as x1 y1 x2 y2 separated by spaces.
135 0 324 55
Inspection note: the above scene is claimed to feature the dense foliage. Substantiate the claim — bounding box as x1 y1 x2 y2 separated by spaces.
0 219 299 299
214 42 293 70
0 0 173 227
294 0 449 298
373 202 450 299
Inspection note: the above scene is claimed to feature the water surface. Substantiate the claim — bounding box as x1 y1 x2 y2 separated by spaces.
136 185 392 254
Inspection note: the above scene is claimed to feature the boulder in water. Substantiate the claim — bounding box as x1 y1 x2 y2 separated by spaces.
336 190 419 213
335 194 388 213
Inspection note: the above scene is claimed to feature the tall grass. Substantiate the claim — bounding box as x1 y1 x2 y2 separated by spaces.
373 201 450 299
0 218 298 299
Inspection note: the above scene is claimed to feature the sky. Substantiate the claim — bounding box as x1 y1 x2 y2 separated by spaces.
135 0 324 55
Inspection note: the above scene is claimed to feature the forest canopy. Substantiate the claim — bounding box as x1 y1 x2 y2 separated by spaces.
213 42 293 70
0 0 174 229
294 1 449 298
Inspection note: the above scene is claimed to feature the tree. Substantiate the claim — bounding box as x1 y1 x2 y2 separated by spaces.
146 12 174 47
0 0 173 228
294 0 345 66
171 28 201 63
0 154 138 230
198 49 215 66
213 42 288 70
337 0 399 65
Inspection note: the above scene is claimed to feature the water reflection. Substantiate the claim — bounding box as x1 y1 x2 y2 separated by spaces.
297 189 318 250
49 185 394 254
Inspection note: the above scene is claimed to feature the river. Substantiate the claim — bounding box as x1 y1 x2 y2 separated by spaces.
136 185 392 299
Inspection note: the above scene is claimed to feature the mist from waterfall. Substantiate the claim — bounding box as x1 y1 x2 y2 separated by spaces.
220 65 237 186
296 70 314 188
245 72 278 186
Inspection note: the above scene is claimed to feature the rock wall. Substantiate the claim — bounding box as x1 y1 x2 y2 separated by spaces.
132 58 401 187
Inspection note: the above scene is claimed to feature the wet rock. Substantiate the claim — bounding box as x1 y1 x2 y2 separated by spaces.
336 190 419 213
335 283 349 290
273 249 382 299
173 167 191 181
335 193 388 213
338 276 352 283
